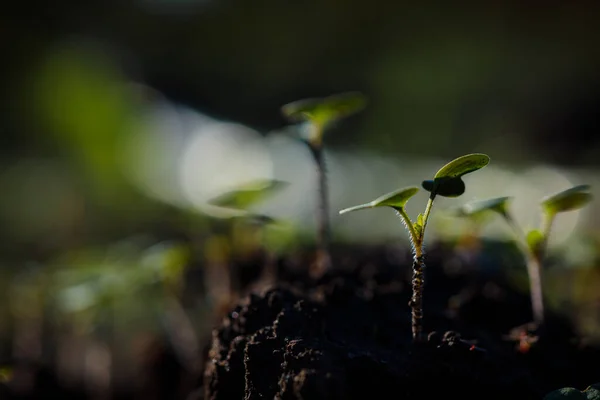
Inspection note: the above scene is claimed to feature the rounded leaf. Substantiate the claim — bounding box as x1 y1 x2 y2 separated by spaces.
541 185 592 215
339 186 419 214
434 153 490 180
460 196 512 216
281 91 367 127
208 179 288 210
422 177 465 198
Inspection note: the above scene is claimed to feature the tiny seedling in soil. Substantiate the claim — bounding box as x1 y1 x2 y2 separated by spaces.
281 91 367 278
339 153 490 342
207 179 288 301
455 185 593 330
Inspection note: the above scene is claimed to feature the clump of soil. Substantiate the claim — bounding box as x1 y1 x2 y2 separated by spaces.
202 243 600 400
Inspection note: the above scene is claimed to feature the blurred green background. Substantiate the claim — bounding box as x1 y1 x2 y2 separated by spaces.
1 0 600 397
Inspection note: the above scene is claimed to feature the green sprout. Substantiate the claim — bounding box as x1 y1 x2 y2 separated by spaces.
339 153 490 342
456 184 593 327
282 91 367 278
207 179 289 297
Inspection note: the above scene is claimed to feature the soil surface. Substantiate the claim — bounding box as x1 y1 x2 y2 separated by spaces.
2 241 599 399
201 241 600 400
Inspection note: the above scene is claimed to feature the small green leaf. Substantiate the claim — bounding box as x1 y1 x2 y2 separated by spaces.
281 91 367 128
422 154 489 198
459 197 512 217
526 229 544 255
541 185 592 215
339 186 419 214
434 153 490 180
413 213 424 238
422 177 465 197
208 179 288 210
543 387 587 400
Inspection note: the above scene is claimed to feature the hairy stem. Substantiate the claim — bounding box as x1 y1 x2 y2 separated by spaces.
395 207 418 249
308 142 331 277
410 252 425 342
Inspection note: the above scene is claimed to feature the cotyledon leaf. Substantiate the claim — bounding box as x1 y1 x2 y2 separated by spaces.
208 179 288 210
281 91 367 127
422 177 466 198
422 153 490 198
541 185 592 215
339 186 419 214
459 196 512 217
434 153 490 179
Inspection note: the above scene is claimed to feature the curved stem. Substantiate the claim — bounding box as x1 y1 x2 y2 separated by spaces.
394 207 418 250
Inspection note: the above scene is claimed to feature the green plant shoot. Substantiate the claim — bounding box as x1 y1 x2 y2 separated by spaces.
340 153 490 342
282 91 367 278
207 179 289 296
456 184 592 327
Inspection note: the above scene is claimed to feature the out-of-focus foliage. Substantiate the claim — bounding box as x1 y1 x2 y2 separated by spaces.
1 1 600 393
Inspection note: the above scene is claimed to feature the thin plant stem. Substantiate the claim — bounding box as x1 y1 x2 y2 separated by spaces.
307 139 331 277
410 254 425 342
394 207 418 248
419 196 436 244
539 212 555 258
396 202 429 342
503 211 546 326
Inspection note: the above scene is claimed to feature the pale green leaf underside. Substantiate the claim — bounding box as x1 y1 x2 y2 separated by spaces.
281 91 367 126
460 196 512 216
339 186 419 214
434 153 490 179
541 184 592 215
208 179 288 209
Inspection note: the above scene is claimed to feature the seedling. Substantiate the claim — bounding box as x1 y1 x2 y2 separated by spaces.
339 153 490 341
207 179 288 254
282 91 367 277
207 179 288 298
455 185 593 327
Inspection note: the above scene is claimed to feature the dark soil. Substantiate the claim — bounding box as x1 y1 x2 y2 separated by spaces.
201 241 600 400
2 241 599 399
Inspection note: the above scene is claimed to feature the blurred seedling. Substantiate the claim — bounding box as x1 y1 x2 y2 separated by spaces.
339 153 490 342
207 178 289 257
281 91 367 278
207 179 289 301
455 185 593 329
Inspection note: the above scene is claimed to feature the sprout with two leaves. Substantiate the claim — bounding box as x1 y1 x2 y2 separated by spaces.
339 153 490 342
281 91 367 278
455 185 593 328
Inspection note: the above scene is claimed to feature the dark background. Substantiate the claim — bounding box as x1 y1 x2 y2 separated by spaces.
1 1 600 397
